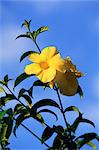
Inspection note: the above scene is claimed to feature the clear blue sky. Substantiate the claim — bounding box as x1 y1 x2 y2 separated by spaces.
0 0 99 149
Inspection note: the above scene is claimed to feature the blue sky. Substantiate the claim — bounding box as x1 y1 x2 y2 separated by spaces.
0 0 99 149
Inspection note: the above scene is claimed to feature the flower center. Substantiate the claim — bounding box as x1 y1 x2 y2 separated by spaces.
40 62 49 70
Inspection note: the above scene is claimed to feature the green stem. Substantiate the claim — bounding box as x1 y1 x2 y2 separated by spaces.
55 87 72 146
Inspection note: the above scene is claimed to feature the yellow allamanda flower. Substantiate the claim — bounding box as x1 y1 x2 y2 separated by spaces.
25 46 66 83
49 57 83 96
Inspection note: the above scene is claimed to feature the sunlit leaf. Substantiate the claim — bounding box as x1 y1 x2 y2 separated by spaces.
0 86 5 93
64 106 80 114
87 141 96 150
0 94 16 107
41 126 54 143
77 85 83 99
76 133 98 148
14 104 24 115
21 94 32 108
21 20 32 30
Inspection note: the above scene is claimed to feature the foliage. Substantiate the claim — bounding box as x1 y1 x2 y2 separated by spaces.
0 20 98 150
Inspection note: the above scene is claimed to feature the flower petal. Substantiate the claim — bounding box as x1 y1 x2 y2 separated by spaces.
48 54 66 73
55 71 78 96
37 67 56 83
40 46 58 61
25 63 42 75
28 53 41 63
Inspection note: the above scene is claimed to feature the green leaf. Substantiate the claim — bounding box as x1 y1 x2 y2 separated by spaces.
32 26 48 41
27 85 33 98
87 141 96 150
20 51 37 62
0 110 7 123
0 94 16 107
38 109 58 121
4 75 8 83
76 133 98 148
35 113 44 124
0 86 5 93
13 110 30 136
32 99 60 111
0 80 6 85
14 104 24 115
71 114 95 133
16 34 31 39
64 106 80 114
33 80 48 88
53 135 61 149
18 88 26 98
36 26 48 36
21 94 32 108
53 125 64 134
77 85 83 99
14 73 34 88
41 126 54 143
21 20 31 30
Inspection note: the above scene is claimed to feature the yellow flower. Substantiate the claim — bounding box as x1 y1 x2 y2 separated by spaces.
49 56 83 96
54 71 78 96
25 46 66 83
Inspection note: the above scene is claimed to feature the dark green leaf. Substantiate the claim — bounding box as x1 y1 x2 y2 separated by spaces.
77 85 83 99
53 135 61 149
64 106 80 114
32 99 59 111
27 85 33 98
21 94 32 108
41 126 54 143
33 80 48 88
14 104 24 115
4 75 8 83
76 133 98 148
20 51 36 62
16 34 31 39
14 73 34 88
53 125 64 134
71 114 95 133
38 109 58 121
18 88 26 98
13 110 30 136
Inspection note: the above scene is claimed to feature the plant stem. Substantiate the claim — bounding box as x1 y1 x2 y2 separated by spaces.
28 28 41 53
0 108 49 148
55 87 72 145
